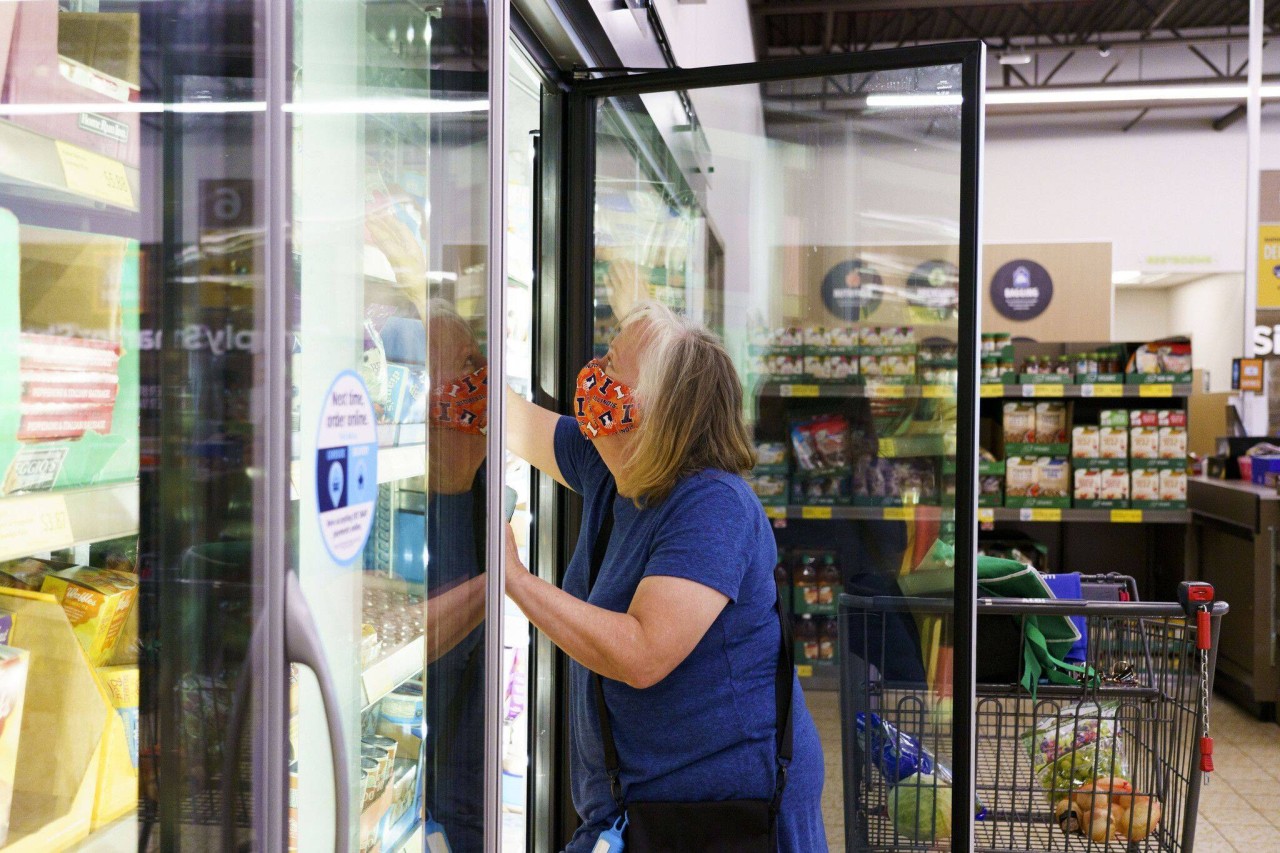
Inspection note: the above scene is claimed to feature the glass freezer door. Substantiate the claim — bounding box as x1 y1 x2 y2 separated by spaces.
564 45 984 851
289 1 501 852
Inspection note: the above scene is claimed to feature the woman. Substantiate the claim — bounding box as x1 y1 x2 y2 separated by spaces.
505 302 827 852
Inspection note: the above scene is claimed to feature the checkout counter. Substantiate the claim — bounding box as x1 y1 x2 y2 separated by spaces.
1187 476 1280 720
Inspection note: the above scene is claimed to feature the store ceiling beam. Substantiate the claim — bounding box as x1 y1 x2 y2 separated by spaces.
751 0 1082 13
1122 107 1151 131
1212 103 1247 130
1144 0 1184 34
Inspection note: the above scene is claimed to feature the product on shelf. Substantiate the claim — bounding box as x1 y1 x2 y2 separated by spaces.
0 644 30 846
0 612 11 645
1127 339 1191 376
0 557 61 591
753 441 788 470
1130 468 1161 503
852 457 938 506
1034 402 1068 444
1 213 140 495
1129 425 1159 459
1099 426 1128 459
1160 469 1187 502
1005 457 1070 507
97 665 138 771
790 414 852 472
748 473 788 505
1101 468 1130 503
1071 426 1099 459
804 354 858 381
791 471 851 505
1074 468 1100 502
1003 402 1036 444
40 566 137 666
1158 425 1187 459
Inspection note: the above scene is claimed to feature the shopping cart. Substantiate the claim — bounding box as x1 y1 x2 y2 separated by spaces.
838 574 1228 852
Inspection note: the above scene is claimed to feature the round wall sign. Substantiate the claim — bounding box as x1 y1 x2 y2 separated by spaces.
821 259 883 321
315 370 379 564
907 259 959 323
990 259 1053 321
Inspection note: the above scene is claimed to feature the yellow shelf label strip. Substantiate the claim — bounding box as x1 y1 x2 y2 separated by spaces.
796 665 814 678
977 508 995 523
1018 507 1063 522
1081 383 1124 398
1023 383 1065 398
1138 384 1173 397
801 506 833 520
922 385 953 399
865 382 906 399
764 506 787 520
1110 509 1144 523
882 506 915 521
780 384 820 398
980 384 1003 398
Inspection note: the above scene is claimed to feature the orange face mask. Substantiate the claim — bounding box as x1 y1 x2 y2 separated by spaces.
574 359 638 439
430 365 488 435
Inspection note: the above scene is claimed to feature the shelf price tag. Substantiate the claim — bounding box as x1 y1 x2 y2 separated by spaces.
1139 384 1174 398
780 384 819 398
978 508 995 524
1111 509 1144 523
980 384 1003 398
878 438 897 457
1018 507 1062 522
922 385 952 399
764 506 787 520
866 382 906 399
801 506 833 520
1081 383 1123 398
55 141 135 209
882 506 915 521
0 494 72 560
1028 384 1065 398
796 665 814 678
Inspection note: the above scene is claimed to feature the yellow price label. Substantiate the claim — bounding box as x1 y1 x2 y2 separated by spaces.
1139 384 1173 398
796 665 814 678
866 382 906 399
1030 384 1065 397
882 506 915 521
1081 383 1124 398
801 506 833 520
0 494 73 560
980 384 1003 398
1018 507 1062 522
879 438 897 457
922 385 953 399
764 506 787 519
55 141 135 209
1110 509 1144 523
781 384 820 398
977 508 995 523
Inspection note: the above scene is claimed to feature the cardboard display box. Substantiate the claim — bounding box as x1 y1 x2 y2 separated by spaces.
2 2 141 167
1 210 139 495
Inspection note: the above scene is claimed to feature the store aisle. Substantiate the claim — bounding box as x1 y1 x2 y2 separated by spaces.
808 689 1280 852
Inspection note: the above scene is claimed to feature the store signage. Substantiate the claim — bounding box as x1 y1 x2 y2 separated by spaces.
1234 358 1264 392
315 371 378 564
1251 323 1280 356
906 259 959 322
1258 225 1280 308
990 259 1053 321
820 259 882 321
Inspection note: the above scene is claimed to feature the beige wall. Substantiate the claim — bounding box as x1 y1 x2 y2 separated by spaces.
981 243 1112 342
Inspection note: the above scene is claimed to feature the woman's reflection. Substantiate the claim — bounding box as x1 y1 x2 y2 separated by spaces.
422 299 488 851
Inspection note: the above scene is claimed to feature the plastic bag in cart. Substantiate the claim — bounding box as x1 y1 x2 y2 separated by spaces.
1022 702 1131 804
855 713 987 818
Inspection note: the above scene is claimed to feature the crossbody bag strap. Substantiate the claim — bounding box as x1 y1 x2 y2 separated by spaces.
772 584 795 814
588 491 625 808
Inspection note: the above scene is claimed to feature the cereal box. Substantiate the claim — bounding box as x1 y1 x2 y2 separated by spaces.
1159 426 1187 458
1099 427 1129 459
41 567 138 665
1035 457 1071 498
1005 457 1037 498
1004 402 1037 444
1101 468 1130 501
1074 468 1101 501
1130 468 1161 502
1160 469 1188 502
1072 426 1100 458
1035 402 1069 443
1130 426 1160 459
0 645 30 846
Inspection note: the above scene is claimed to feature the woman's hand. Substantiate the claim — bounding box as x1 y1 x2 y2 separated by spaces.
504 523 530 588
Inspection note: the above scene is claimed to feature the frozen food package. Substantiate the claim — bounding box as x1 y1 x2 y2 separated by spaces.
99 665 139 771
41 566 139 665
1035 457 1070 498
0 557 56 591
1004 457 1037 497
790 415 852 472
0 645 30 846
754 441 788 468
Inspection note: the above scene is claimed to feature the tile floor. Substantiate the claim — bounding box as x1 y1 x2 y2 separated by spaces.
807 689 1280 852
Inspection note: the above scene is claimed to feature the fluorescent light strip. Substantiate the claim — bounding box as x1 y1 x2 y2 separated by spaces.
866 83 1280 108
866 93 963 108
284 98 489 115
1 98 486 116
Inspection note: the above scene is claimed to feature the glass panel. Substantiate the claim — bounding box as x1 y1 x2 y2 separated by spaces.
290 1 490 851
590 67 966 851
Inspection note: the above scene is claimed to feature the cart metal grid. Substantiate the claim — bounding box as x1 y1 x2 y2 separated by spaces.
838 582 1228 852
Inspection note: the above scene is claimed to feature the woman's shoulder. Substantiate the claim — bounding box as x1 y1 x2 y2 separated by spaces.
664 469 761 517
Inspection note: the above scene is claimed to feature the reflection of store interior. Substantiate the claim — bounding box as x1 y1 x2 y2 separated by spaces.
1 1 1279 852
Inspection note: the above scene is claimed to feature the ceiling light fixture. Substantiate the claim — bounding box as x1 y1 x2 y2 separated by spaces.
865 93 965 108
998 52 1032 66
987 83 1280 106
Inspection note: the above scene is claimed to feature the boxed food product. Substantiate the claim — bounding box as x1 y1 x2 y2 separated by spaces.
1130 468 1161 502
1099 409 1129 428
1130 426 1160 459
802 327 830 349
881 326 916 348
98 664 139 771
748 473 789 505
805 354 858 381
2 3 142 167
859 326 884 347
1005 457 1037 498
878 354 915 377
1158 426 1187 459
1035 457 1071 498
1074 468 1101 501
1129 409 1160 427
790 414 852 472
1035 402 1069 443
0 645 30 846
41 566 138 665
1158 410 1187 427
0 557 61 591
759 352 804 378
792 472 852 506
1072 426 1099 458
1129 339 1192 376
1099 427 1128 459
1004 402 1037 444
753 441 788 471
980 474 1003 506
859 355 882 377
1160 469 1188 502
1 215 140 494
828 327 859 349
750 326 803 350
1101 468 1130 501
0 613 10 646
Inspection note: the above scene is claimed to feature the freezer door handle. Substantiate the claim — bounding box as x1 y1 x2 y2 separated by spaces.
286 570 352 852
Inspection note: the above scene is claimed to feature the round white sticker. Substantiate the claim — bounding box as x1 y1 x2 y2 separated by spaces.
315 371 378 564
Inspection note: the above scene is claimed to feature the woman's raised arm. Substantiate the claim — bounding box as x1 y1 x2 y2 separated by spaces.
505 384 570 489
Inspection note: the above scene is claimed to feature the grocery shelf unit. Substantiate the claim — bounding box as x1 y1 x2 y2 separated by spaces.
978 341 1193 602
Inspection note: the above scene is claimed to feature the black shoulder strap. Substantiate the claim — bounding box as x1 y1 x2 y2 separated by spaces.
588 493 795 811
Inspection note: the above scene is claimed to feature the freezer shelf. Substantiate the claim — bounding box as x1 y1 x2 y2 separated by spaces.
288 440 426 500
361 633 424 712
0 481 138 563
0 118 141 212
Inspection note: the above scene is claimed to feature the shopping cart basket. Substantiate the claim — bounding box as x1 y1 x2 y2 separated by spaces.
838 575 1228 852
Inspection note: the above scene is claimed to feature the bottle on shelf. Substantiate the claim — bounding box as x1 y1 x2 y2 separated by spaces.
796 614 819 663
818 553 841 605
819 616 838 662
773 550 790 594
1055 355 1071 376
793 554 819 607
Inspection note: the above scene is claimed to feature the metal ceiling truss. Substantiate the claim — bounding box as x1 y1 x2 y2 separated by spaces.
750 0 1269 129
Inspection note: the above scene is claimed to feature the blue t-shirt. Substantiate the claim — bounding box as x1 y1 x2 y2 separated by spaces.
553 417 828 853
